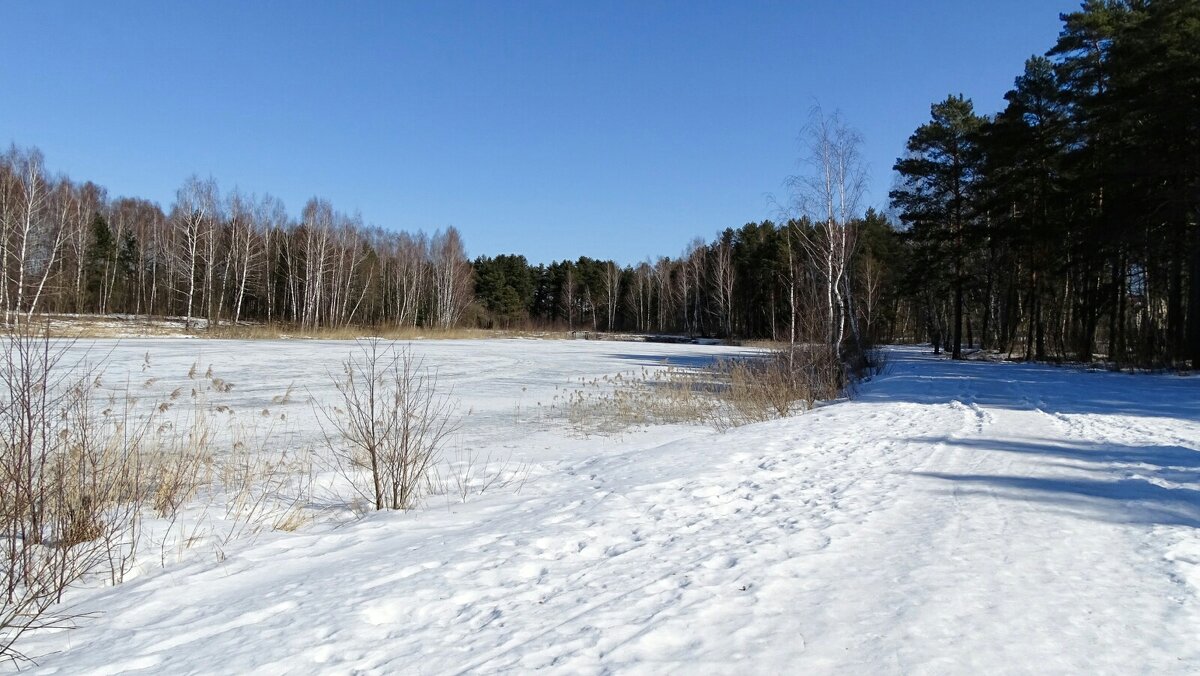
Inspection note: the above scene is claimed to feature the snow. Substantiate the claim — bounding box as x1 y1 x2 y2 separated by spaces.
17 341 1200 674
42 313 210 338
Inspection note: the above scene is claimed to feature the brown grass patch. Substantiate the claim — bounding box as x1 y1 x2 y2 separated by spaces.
553 346 854 434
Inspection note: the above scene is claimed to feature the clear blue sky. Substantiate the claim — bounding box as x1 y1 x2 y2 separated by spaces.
1 1 1079 265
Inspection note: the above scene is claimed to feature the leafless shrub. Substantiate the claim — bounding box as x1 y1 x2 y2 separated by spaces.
319 339 462 511
0 327 319 663
442 447 531 504
0 326 146 663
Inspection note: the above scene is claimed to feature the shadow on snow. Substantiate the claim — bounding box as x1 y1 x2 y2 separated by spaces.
864 347 1200 421
604 353 737 370
911 435 1200 529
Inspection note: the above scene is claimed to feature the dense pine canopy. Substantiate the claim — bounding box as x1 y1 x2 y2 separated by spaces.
893 0 1199 367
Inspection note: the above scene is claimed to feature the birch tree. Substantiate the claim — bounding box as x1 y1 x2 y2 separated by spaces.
789 106 866 349
711 234 735 337
170 176 218 330
299 198 333 328
1 147 67 322
429 226 472 329
602 260 622 332
653 257 673 333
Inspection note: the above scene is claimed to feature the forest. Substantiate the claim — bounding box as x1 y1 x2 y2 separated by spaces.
893 0 1199 368
0 0 1195 368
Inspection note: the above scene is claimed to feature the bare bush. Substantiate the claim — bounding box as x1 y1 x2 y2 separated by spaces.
441 447 531 504
319 339 462 511
0 326 147 662
0 327 320 663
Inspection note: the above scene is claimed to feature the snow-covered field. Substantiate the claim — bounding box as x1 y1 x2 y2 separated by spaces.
19 340 1200 674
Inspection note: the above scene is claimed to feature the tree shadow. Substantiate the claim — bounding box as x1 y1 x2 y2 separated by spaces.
910 436 1200 472
910 435 1200 528
915 471 1200 528
865 348 1200 420
605 353 736 370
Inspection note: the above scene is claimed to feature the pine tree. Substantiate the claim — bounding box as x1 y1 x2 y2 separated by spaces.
891 95 986 359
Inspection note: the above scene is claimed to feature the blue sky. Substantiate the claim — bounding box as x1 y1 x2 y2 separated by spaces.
1 1 1079 264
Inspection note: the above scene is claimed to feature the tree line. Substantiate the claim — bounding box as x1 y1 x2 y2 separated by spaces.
3 1 1194 369
1 105 894 354
891 0 1199 368
0 153 474 330
472 210 903 345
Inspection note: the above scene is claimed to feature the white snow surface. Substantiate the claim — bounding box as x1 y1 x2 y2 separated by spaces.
19 340 1200 674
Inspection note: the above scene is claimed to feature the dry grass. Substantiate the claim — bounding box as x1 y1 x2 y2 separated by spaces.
271 506 313 533
207 324 504 341
151 361 315 563
0 325 323 663
22 314 201 339
550 365 721 435
721 346 846 426
553 345 854 434
0 326 185 660
218 421 313 544
730 338 791 350
26 314 575 342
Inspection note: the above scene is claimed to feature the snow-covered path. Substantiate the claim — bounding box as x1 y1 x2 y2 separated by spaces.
24 344 1200 674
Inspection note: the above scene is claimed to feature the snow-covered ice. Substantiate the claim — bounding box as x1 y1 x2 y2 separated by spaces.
18 341 1200 674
